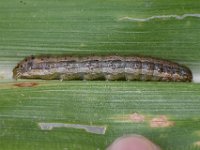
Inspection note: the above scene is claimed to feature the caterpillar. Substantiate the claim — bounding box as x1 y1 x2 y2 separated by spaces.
13 55 192 82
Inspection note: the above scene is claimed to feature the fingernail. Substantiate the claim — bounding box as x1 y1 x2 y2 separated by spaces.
107 134 161 150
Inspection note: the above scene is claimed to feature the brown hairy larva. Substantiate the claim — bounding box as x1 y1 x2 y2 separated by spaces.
13 55 192 82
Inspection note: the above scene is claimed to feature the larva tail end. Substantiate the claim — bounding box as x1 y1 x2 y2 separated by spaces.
184 66 193 82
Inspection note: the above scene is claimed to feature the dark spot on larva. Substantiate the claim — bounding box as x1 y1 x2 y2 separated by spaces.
163 65 171 73
28 61 33 67
148 62 154 70
14 82 38 87
172 67 179 74
31 55 35 59
24 58 27 62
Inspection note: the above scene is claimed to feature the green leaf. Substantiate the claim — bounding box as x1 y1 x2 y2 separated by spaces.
0 0 200 150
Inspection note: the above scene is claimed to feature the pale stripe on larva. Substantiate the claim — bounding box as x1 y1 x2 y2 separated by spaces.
13 55 192 82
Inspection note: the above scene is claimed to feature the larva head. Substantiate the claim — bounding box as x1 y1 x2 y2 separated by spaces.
13 56 35 79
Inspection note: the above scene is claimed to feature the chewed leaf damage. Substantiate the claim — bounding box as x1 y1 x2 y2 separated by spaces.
38 122 106 135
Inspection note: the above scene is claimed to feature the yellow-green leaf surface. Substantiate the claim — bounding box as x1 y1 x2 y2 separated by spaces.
0 0 200 150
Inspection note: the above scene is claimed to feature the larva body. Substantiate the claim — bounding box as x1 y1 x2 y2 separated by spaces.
13 55 192 82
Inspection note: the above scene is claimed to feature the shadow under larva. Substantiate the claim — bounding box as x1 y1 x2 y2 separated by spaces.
13 55 192 82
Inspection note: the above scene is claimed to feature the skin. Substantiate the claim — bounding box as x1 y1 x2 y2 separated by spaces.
107 135 161 150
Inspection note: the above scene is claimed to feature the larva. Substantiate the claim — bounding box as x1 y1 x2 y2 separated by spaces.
13 55 192 82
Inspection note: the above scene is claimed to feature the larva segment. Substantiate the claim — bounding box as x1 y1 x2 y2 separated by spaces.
79 60 104 80
13 55 193 82
152 63 163 81
125 61 141 80
141 61 154 81
104 60 125 81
